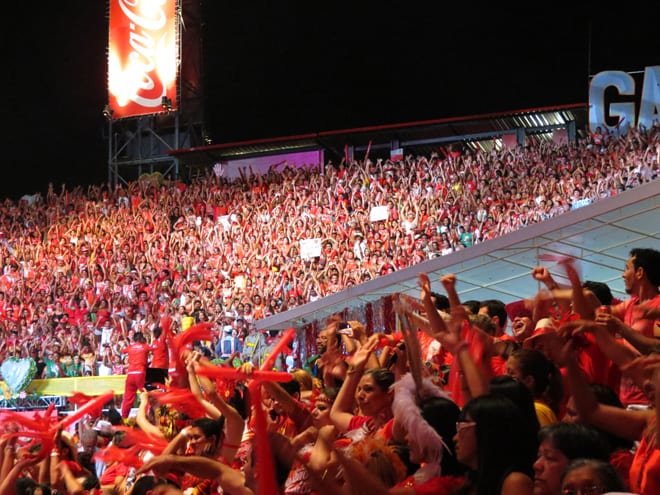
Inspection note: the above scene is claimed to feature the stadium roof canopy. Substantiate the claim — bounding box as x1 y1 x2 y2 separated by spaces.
170 103 589 168
255 180 659 332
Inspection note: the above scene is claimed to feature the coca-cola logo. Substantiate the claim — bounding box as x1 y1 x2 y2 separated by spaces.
110 0 175 112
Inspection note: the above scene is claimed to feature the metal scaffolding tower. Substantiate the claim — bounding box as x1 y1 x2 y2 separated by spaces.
105 0 205 187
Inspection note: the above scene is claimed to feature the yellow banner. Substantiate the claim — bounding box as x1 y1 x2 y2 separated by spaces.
1 376 126 397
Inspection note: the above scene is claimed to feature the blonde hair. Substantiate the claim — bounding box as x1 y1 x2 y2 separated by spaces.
350 437 408 487
290 368 314 391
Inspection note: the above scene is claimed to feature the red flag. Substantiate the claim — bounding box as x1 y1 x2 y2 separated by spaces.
248 381 279 495
259 328 295 372
53 391 115 431
196 365 292 383
172 322 214 372
150 387 208 419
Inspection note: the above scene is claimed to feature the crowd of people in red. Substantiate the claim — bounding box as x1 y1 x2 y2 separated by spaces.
0 123 657 381
0 121 658 494
0 243 659 495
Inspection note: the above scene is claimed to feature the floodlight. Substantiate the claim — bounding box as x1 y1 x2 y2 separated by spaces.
102 104 114 120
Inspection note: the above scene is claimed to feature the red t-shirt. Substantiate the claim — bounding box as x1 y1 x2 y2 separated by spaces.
150 334 169 369
629 418 660 495
126 342 154 373
100 461 128 487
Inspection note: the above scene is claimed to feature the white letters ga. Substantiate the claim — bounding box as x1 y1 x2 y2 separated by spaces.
589 65 660 134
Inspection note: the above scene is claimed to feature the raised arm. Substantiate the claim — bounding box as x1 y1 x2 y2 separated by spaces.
261 380 313 433
0 456 43 495
135 390 167 440
595 307 660 355
329 334 378 433
186 351 223 419
189 355 246 462
137 454 253 495
417 272 490 399
558 325 651 442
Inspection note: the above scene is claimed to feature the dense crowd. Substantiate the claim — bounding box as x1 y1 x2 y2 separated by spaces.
0 123 658 377
0 245 659 495
0 122 659 494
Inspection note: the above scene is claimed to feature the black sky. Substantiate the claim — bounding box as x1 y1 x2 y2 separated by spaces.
2 2 658 200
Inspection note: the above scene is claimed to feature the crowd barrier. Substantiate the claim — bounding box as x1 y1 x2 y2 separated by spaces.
1 375 127 398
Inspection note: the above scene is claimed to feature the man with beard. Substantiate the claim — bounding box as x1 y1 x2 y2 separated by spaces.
583 248 660 409
478 298 510 339
304 322 348 388
527 250 660 409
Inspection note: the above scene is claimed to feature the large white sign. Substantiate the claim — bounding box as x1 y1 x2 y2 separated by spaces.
300 238 322 260
370 205 389 222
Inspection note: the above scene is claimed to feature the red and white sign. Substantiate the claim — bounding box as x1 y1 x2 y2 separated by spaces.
108 0 178 119
390 148 403 161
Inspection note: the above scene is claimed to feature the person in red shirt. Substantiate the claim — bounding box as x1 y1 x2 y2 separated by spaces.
147 325 171 388
120 331 156 419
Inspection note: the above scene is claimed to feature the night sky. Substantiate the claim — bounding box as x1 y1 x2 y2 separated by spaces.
3 1 657 200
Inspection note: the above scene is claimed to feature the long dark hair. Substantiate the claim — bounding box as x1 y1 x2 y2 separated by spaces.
363 367 395 392
456 394 536 495
419 396 466 477
192 416 225 454
510 348 564 417
489 374 541 437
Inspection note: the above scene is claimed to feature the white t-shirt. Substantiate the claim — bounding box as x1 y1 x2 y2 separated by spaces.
97 361 112 377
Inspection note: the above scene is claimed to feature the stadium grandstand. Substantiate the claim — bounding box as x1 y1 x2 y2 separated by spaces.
164 103 658 335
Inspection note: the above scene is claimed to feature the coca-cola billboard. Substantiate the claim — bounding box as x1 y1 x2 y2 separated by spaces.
108 0 178 119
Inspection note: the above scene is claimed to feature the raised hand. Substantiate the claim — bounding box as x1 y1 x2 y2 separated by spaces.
441 274 461 308
349 334 378 369
531 266 552 284
620 353 660 386
418 272 432 302
440 273 456 292
239 361 255 376
594 310 624 334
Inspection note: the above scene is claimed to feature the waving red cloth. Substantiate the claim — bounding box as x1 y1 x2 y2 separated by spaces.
150 387 208 420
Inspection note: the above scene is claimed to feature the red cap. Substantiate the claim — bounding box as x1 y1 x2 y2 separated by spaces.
505 300 532 321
